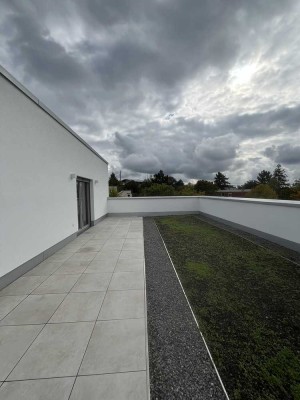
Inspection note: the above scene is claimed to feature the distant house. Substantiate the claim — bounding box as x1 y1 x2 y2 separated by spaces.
118 190 132 197
121 179 132 185
215 189 251 198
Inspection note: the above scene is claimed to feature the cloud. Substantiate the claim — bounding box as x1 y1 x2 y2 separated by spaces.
223 105 300 138
1 0 300 183
114 121 239 179
264 144 300 164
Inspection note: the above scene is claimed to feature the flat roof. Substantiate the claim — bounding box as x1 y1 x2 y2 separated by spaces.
0 64 108 165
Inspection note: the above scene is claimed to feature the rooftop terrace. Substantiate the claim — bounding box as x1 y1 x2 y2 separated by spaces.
0 196 299 399
0 218 149 400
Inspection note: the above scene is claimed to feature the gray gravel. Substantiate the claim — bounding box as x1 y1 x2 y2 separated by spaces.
144 217 227 400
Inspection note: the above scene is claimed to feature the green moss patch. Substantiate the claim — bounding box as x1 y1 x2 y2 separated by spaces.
156 215 300 400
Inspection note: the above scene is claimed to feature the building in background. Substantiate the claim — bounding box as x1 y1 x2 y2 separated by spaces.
215 189 251 198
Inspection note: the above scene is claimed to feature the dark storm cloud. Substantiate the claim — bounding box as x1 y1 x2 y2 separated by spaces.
1 0 300 182
114 122 240 179
113 102 300 179
4 9 84 86
264 144 300 165
3 0 293 91
223 105 300 138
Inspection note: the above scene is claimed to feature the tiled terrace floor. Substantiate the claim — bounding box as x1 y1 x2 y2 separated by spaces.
0 217 149 400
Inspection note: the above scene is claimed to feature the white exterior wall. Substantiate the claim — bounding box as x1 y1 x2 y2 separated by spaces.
199 197 300 246
0 73 108 278
108 197 200 214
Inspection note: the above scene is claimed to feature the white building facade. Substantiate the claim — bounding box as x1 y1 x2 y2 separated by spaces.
0 66 108 289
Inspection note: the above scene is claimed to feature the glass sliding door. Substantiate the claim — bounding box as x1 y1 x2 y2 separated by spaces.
77 177 91 232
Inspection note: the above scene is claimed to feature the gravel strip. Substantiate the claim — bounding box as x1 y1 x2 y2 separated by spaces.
144 217 227 400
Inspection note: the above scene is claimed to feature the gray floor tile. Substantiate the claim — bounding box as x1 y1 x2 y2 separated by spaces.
126 232 143 239
82 239 105 247
0 294 65 325
0 377 75 400
8 322 94 380
55 248 76 255
84 259 117 273
71 273 112 293
119 250 144 260
79 319 146 375
0 325 43 380
76 246 102 253
0 296 26 320
124 238 144 245
109 272 144 291
32 275 80 294
48 253 72 262
25 261 63 276
115 259 144 272
50 292 105 323
72 238 90 246
94 250 120 260
112 233 128 238
122 242 144 251
0 276 47 296
99 290 144 320
59 243 82 252
92 234 111 240
54 261 88 275
67 252 97 262
104 238 125 244
70 372 147 400
101 242 124 251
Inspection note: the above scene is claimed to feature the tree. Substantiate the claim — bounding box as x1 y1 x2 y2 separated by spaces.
166 176 178 187
195 180 217 194
272 164 289 187
177 183 199 196
247 184 277 199
123 180 141 196
241 180 258 190
143 183 175 196
174 179 184 189
141 178 152 190
214 172 230 190
257 170 272 185
289 179 300 200
152 170 168 184
292 179 300 190
109 188 119 197
109 172 119 186
271 164 289 198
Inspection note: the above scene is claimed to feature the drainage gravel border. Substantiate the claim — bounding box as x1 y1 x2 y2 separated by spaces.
144 217 228 400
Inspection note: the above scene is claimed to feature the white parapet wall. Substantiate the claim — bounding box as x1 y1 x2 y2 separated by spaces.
107 196 200 215
198 196 300 251
107 196 300 251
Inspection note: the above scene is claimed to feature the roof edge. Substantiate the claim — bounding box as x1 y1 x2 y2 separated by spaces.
0 64 108 165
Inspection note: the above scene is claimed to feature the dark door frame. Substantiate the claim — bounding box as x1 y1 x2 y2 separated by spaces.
76 176 91 235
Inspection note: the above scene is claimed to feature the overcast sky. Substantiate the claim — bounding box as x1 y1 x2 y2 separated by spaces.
1 0 300 184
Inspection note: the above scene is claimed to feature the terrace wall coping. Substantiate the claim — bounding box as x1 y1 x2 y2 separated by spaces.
108 196 300 208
